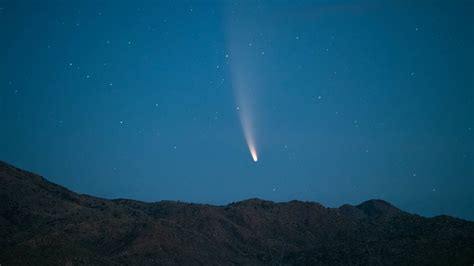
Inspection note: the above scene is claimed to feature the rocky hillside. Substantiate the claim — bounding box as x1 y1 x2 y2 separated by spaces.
0 161 473 265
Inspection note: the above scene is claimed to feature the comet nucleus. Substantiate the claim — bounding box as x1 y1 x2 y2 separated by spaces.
250 145 258 162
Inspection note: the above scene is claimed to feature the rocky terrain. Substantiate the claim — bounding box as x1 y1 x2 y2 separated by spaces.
0 161 473 265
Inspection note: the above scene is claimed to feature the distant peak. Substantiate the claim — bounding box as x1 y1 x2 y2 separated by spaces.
359 199 393 206
230 198 275 206
356 199 402 217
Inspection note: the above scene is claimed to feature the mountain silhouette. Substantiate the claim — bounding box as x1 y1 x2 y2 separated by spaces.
1 161 473 265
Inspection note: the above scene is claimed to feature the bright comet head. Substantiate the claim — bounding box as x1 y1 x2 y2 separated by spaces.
250 146 258 162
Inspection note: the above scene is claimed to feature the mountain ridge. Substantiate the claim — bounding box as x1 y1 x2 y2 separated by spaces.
1 160 473 265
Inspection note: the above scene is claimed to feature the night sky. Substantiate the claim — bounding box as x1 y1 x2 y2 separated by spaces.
1 0 473 220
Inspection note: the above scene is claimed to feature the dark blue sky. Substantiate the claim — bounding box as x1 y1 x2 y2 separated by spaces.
1 0 473 220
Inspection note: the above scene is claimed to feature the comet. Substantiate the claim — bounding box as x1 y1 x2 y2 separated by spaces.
227 14 261 163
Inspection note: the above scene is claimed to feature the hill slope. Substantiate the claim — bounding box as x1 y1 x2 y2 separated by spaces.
0 161 473 265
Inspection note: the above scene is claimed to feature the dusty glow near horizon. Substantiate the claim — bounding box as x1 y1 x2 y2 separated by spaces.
235 88 259 162
239 105 258 162
242 109 258 162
